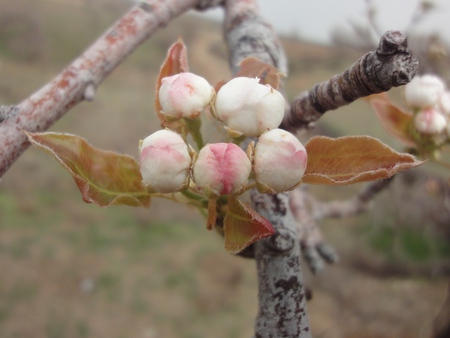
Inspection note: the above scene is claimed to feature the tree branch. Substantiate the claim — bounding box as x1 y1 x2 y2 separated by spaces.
0 0 203 178
223 1 311 337
282 30 419 131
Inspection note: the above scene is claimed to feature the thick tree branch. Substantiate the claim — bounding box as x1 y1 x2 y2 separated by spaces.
252 192 310 338
282 30 419 131
223 1 311 337
0 0 202 178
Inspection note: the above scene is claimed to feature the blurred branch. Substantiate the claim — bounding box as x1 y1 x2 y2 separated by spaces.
282 30 419 131
0 0 218 178
223 0 310 337
289 178 392 273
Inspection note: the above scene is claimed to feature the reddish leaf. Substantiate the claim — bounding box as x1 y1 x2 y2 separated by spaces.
235 57 282 90
155 39 189 128
26 132 151 207
303 135 424 185
365 93 416 147
224 196 275 254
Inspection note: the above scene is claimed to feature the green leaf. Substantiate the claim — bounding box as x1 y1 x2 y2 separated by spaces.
303 135 424 185
365 93 416 147
26 132 151 207
224 196 275 254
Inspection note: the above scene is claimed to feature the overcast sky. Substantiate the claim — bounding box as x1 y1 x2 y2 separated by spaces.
199 0 450 44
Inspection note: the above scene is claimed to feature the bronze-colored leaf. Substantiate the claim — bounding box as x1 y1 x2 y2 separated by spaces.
224 196 275 254
365 93 416 147
26 132 151 207
303 135 424 185
155 39 189 130
235 57 282 89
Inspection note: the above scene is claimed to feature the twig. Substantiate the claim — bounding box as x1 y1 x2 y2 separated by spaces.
282 30 419 131
313 177 394 220
223 1 311 337
0 0 202 178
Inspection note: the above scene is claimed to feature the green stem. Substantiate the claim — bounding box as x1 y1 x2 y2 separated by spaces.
180 189 207 203
185 118 204 150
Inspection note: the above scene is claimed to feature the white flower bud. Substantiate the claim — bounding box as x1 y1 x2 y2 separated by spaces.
253 129 307 194
159 72 214 119
192 143 251 198
213 77 285 137
404 74 445 110
139 129 191 193
438 91 450 115
414 108 447 135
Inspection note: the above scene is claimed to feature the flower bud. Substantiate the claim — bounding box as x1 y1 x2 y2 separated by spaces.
404 74 445 110
159 72 214 119
139 129 191 193
193 143 251 197
414 108 447 135
253 129 307 194
213 77 285 137
438 91 450 115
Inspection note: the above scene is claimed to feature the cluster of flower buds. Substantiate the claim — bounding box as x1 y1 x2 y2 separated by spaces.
139 72 308 195
404 74 450 137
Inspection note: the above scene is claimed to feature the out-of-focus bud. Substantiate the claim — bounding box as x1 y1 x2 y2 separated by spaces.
159 72 214 119
213 77 285 137
192 143 252 198
253 129 308 194
404 74 445 110
414 108 447 135
139 129 191 193
438 91 450 115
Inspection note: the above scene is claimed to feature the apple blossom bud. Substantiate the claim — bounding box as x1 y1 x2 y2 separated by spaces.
253 129 307 194
139 129 191 193
438 91 450 115
404 74 445 110
414 108 447 135
193 143 252 197
159 72 214 119
213 77 285 137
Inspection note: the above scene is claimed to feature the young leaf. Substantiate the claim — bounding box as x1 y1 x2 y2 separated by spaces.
303 135 424 185
224 196 275 254
365 93 416 147
155 39 189 128
26 132 151 207
235 57 282 90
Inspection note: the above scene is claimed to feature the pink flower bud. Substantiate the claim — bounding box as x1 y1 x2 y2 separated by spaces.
253 129 307 194
139 129 191 193
213 77 285 137
193 143 252 197
159 72 214 119
414 108 447 135
404 74 445 110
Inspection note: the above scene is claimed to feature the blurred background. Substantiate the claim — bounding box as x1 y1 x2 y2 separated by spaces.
0 0 449 337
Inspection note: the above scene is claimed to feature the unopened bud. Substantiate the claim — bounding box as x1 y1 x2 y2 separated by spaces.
253 129 307 194
159 72 214 119
414 108 447 135
139 129 191 193
438 91 450 115
193 143 251 197
404 74 445 110
213 77 285 137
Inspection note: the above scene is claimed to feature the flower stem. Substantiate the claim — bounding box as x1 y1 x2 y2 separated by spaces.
185 117 204 150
